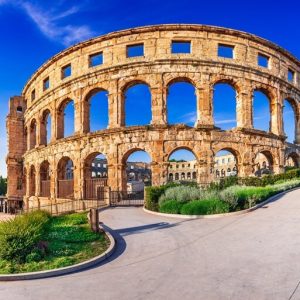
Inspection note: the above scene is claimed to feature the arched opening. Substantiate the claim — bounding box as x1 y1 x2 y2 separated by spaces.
214 149 238 179
40 110 51 145
167 80 196 126
285 153 299 170
168 148 197 182
24 127 28 151
85 89 109 132
29 165 36 196
40 161 50 197
254 151 273 177
253 90 271 132
124 83 151 126
123 150 151 192
213 83 237 130
29 119 37 149
283 99 297 143
84 153 108 199
57 99 75 139
23 167 27 195
57 157 74 199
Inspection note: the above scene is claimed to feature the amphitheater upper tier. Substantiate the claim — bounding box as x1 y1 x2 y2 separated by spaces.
6 24 300 208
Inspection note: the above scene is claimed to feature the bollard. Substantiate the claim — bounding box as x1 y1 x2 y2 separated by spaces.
90 208 99 233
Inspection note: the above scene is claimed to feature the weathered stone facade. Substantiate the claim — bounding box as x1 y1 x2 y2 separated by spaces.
6 24 300 208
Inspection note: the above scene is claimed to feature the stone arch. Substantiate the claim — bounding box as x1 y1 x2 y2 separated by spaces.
166 76 197 87
210 77 242 94
57 156 74 199
121 148 152 191
212 80 238 130
283 97 299 143
29 119 37 149
167 147 198 182
285 152 299 168
166 77 197 126
167 146 198 161
40 109 51 145
29 165 36 196
23 166 27 196
57 98 75 139
213 147 240 178
252 85 275 132
40 160 50 197
121 80 152 127
83 152 108 199
254 150 274 176
83 88 109 133
24 126 28 151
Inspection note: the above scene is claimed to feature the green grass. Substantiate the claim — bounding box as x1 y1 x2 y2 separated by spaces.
0 212 109 274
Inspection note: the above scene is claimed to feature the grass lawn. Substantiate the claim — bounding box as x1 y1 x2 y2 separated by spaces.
0 212 109 274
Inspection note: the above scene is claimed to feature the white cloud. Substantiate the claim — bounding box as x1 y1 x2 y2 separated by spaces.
180 112 197 123
16 2 94 46
215 119 236 125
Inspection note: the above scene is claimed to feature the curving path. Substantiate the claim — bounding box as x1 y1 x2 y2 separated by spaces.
2 190 300 299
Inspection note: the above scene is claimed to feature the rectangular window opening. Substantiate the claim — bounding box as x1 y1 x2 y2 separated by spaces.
31 89 36 101
258 53 269 68
61 64 71 79
218 44 234 59
288 69 295 83
127 44 144 58
43 77 50 91
89 52 103 67
171 41 191 54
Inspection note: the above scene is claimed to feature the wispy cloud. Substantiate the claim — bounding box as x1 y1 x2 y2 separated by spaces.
215 119 236 125
180 112 197 124
1 1 95 46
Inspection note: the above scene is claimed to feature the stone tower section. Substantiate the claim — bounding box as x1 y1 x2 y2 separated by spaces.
6 96 26 209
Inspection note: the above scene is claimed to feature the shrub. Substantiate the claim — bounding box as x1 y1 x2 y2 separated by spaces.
220 188 239 211
159 200 184 214
25 249 43 263
159 186 202 204
180 200 229 215
200 190 221 201
208 176 238 191
145 182 181 211
0 210 50 263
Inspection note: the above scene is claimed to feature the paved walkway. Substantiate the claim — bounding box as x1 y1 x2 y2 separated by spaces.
2 190 300 299
0 213 14 222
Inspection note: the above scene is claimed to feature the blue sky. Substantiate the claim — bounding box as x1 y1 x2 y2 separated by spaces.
0 0 300 174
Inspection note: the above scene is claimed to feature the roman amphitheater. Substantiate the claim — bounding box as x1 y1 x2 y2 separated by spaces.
6 24 300 209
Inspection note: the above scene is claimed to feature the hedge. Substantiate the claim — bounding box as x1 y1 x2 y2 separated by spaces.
145 169 300 212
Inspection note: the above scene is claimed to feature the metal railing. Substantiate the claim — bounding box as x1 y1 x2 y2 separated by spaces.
25 199 107 216
110 190 144 206
84 178 107 200
40 180 50 197
58 180 74 199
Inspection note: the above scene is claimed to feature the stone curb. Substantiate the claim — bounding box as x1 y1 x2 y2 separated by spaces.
0 224 116 281
143 187 300 219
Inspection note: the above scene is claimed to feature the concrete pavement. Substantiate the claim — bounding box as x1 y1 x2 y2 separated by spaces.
1 189 300 299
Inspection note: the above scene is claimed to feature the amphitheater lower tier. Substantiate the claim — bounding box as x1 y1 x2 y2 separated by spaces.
11 125 299 208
